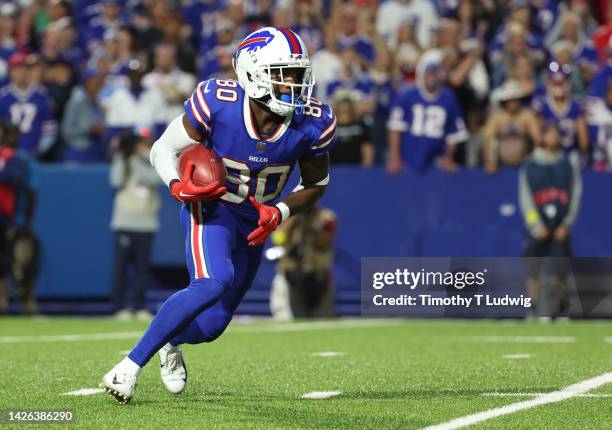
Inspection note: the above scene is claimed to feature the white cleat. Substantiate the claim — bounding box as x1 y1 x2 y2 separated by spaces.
159 343 187 394
100 367 137 404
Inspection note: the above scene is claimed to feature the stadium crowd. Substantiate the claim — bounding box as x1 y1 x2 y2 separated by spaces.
0 0 610 171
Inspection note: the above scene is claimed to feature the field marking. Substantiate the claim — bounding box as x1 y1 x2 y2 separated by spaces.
424 372 612 430
232 319 403 333
0 320 402 343
604 337 612 343
482 392 612 398
0 331 143 343
472 336 575 343
61 388 105 396
301 391 342 399
311 351 346 357
119 350 131 355
502 354 532 359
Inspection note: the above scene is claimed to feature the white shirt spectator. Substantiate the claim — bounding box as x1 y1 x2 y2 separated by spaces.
311 49 342 101
142 68 196 123
103 86 166 130
376 0 439 48
586 95 612 170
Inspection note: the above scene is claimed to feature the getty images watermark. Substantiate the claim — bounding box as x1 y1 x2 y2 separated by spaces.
361 258 533 317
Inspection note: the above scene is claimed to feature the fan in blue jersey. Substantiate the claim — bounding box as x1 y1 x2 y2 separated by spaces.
386 49 468 174
532 62 589 154
100 27 337 404
0 53 57 157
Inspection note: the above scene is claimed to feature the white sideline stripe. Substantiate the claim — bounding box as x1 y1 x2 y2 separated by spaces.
311 351 346 357
0 320 402 343
502 354 532 359
424 372 612 430
482 392 612 398
233 319 402 333
472 336 575 343
604 337 612 343
301 391 342 399
61 388 105 396
0 331 143 343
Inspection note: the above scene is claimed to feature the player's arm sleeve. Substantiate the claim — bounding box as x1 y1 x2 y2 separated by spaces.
149 115 199 186
306 108 337 158
562 153 582 227
183 80 213 138
518 165 544 236
445 94 468 145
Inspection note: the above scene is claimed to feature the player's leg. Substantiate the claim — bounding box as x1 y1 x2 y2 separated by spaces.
170 241 263 345
100 202 235 403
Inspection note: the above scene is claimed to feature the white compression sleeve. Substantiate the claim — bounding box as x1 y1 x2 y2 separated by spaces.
150 115 199 186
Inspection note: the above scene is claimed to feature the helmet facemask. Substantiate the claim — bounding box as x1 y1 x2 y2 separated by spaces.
256 63 315 116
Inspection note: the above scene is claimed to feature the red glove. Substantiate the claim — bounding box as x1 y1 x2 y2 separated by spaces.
247 196 282 246
170 163 227 203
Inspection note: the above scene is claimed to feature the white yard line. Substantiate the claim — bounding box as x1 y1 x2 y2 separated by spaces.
481 392 612 398
301 391 342 399
61 388 105 396
424 372 612 430
472 336 575 343
311 351 346 357
0 319 402 343
232 319 402 333
502 354 532 359
0 331 143 343
604 337 612 344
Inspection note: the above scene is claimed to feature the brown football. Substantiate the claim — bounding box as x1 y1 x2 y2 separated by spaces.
178 144 227 186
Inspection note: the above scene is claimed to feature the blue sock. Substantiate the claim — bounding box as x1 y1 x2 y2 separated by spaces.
128 278 224 366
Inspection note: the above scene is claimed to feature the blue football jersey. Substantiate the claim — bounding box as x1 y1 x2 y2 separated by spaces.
532 95 584 151
183 78 336 221
387 84 467 171
0 84 56 155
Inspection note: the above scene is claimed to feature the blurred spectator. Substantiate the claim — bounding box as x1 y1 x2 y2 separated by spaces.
586 81 612 171
520 121 581 320
101 59 166 141
329 95 374 167
84 0 125 53
160 13 196 75
198 18 238 80
532 62 589 156
142 43 196 123
545 11 598 88
0 53 57 158
293 0 324 53
492 22 540 89
369 47 396 163
387 49 467 174
335 4 374 65
588 43 612 97
270 206 337 320
325 47 374 112
311 28 342 100
592 4 612 62
376 0 439 49
109 130 161 321
61 69 107 162
505 55 537 96
0 3 18 88
548 39 586 95
483 80 540 174
0 120 39 314
489 3 545 66
391 17 421 83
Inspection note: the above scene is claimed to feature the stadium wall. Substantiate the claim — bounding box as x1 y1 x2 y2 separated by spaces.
35 166 612 312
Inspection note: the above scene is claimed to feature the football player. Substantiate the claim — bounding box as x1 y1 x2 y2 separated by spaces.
100 27 336 404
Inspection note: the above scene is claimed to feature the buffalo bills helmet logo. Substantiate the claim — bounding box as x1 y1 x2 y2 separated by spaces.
237 30 274 55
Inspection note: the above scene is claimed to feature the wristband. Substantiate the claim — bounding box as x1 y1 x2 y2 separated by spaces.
275 202 291 222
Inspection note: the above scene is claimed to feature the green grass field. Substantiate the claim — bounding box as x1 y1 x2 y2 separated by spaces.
0 317 611 429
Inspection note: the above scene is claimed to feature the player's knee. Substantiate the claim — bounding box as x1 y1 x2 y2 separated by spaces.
199 313 232 342
187 278 225 305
